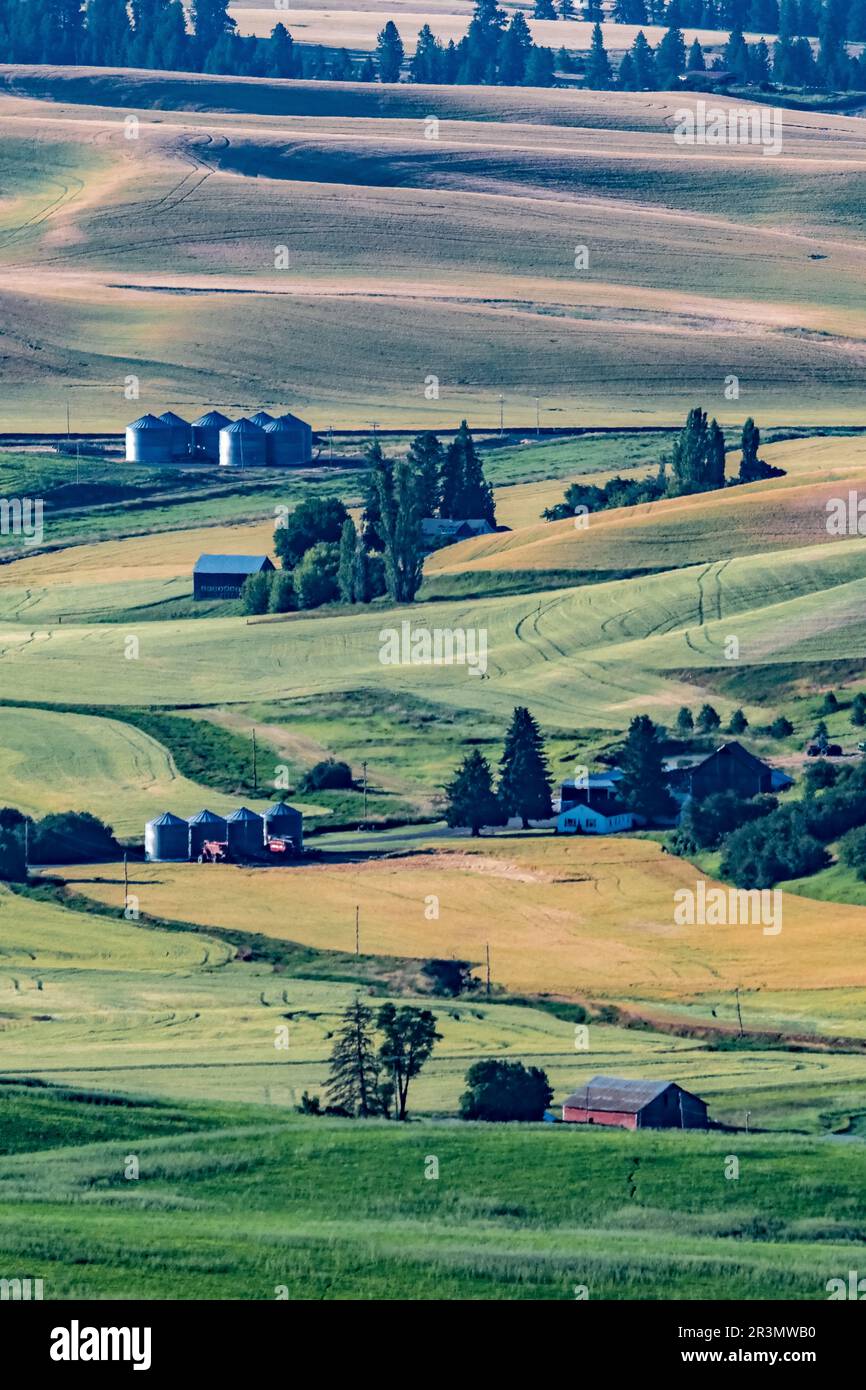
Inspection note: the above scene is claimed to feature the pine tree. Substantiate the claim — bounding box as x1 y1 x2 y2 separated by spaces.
410 23 444 82
655 24 686 85
618 50 637 86
729 708 749 734
724 26 750 80
585 21 612 88
498 706 553 828
534 0 557 16
266 22 295 78
444 749 501 836
84 0 132 65
338 518 359 603
613 0 648 17
407 431 443 516
374 457 424 603
498 11 533 83
439 421 495 522
697 702 721 732
359 54 376 80
191 0 234 56
631 29 656 87
618 715 676 823
326 999 382 1116
558 0 577 15
376 19 404 82
687 36 706 69
525 44 556 84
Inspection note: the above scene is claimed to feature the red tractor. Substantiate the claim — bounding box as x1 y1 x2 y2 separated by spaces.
198 840 231 864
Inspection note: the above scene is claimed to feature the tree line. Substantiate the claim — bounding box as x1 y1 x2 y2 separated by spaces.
543 410 781 523
241 423 495 615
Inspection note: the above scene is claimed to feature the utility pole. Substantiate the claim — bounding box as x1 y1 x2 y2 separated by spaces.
328 425 333 462
485 942 491 996
498 394 504 437
535 396 540 436
24 820 29 875
355 904 360 956
123 851 129 909
362 760 368 822
252 729 258 791
745 1110 751 1134
735 986 744 1037
66 399 70 438
369 421 379 438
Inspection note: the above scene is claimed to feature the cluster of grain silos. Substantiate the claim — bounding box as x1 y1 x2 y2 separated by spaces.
146 804 304 862
125 408 313 467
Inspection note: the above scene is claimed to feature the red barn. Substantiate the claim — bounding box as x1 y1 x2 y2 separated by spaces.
562 1075 708 1130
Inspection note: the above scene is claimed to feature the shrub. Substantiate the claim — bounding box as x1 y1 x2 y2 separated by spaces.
459 1059 553 1122
840 825 866 881
300 759 354 792
0 827 27 882
267 570 296 613
420 959 479 997
29 812 120 865
274 497 349 569
293 541 340 609
770 716 794 739
240 571 272 615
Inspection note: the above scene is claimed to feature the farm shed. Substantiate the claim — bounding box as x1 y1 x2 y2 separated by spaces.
226 806 264 858
125 413 173 463
145 811 189 862
190 410 230 459
665 742 792 801
562 1076 708 1130
264 802 303 852
193 554 274 600
219 418 267 468
188 809 228 859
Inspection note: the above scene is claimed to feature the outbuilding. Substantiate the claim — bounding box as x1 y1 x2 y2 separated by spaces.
188 809 228 859
125 413 173 463
562 1076 708 1130
263 413 313 466
193 553 274 600
263 802 304 852
191 410 231 460
145 811 189 862
219 418 267 469
226 806 265 858
158 410 192 458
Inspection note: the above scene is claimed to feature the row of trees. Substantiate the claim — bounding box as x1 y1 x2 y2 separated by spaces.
0 807 119 881
445 706 554 835
543 412 779 523
317 997 553 1121
553 0 861 34
589 14 866 92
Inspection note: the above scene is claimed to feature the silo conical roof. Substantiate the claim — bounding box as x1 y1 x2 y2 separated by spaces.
222 418 264 435
159 410 189 427
192 410 231 428
128 413 170 430
249 411 275 427
147 810 188 827
227 805 263 821
188 808 226 824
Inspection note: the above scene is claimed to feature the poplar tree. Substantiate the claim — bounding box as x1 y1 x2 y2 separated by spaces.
407 431 444 517
374 457 424 602
338 518 359 603
498 706 553 828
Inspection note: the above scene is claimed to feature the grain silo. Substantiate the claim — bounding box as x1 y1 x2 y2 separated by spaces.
159 410 192 458
188 808 228 859
191 410 231 460
145 811 190 862
219 418 267 469
125 413 173 463
225 806 265 858
263 413 312 467
264 802 303 852
249 411 275 429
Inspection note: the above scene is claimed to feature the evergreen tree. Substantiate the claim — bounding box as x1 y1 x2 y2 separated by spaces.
617 714 676 822
851 692 866 727
613 0 648 17
724 26 750 80
669 406 725 495
439 421 495 523
585 21 612 88
618 49 637 87
525 43 556 83
407 431 444 516
376 1004 441 1120
266 22 295 78
498 10 533 83
444 749 501 836
498 706 553 828
687 36 706 69
376 19 404 81
728 707 749 734
362 438 391 551
534 0 557 16
359 54 376 80
338 518 359 603
191 0 234 56
818 0 848 88
373 457 424 602
631 29 657 86
410 23 444 81
655 24 686 84
749 35 771 81
85 0 132 65
326 999 383 1116
558 0 577 15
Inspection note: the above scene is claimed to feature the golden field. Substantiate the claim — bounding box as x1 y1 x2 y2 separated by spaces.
0 68 865 428
52 835 866 1010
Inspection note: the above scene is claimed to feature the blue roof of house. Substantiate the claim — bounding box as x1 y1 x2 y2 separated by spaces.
194 554 271 575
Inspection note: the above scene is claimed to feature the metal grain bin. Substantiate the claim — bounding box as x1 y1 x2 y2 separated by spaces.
125 413 173 463
264 802 303 852
188 808 228 859
159 410 192 458
219 418 266 469
191 410 231 460
263 414 312 467
225 806 265 858
145 811 190 862
249 411 275 429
